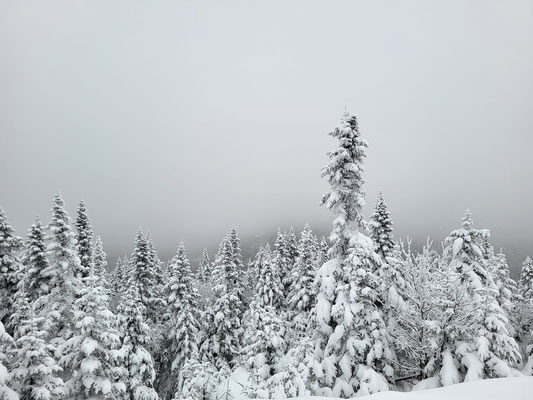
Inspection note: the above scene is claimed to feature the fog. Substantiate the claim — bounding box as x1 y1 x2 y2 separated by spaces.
1 1 532 274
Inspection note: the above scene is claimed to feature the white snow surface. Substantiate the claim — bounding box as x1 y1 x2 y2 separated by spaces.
223 371 532 400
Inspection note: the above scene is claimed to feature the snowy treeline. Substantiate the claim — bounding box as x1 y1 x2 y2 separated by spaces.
1 113 533 400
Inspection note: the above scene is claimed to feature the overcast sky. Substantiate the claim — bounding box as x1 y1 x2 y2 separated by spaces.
1 1 532 272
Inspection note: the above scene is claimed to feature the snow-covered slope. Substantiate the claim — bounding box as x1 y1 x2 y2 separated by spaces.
223 372 532 400
287 377 532 400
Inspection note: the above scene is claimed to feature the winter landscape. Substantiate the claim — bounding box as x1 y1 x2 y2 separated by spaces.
1 1 532 400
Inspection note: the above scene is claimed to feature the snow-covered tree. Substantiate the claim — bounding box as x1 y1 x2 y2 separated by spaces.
196 248 211 284
159 242 202 399
37 192 82 344
320 112 367 257
368 192 394 260
0 320 19 400
281 227 299 299
520 257 533 302
110 256 126 309
0 207 23 326
93 236 109 288
58 268 124 399
254 244 283 310
10 309 65 400
267 338 316 398
442 211 521 381
319 237 329 265
117 280 158 400
146 233 165 304
7 284 31 340
21 216 51 304
311 113 393 397
288 224 319 325
129 229 164 327
227 226 248 309
444 210 491 290
74 200 94 281
200 236 244 368
174 356 229 400
489 251 520 331
243 301 287 398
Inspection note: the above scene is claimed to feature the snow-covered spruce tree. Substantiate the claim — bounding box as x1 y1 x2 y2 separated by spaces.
517 257 533 357
442 211 521 380
174 354 229 400
489 251 520 334
146 233 166 302
242 301 287 398
520 257 533 302
130 229 164 327
281 227 299 300
312 112 393 397
158 242 202 400
74 200 94 281
7 284 31 340
200 236 243 368
319 236 329 265
288 224 319 332
254 243 283 310
196 248 211 284
110 256 125 310
37 192 82 344
10 307 65 400
0 207 23 327
227 225 248 310
0 320 19 400
21 216 51 304
368 192 395 261
116 280 159 400
58 268 124 399
93 236 109 288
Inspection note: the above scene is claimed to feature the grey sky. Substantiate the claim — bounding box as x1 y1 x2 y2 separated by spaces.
1 1 532 273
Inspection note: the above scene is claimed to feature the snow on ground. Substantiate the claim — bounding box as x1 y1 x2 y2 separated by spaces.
222 371 532 400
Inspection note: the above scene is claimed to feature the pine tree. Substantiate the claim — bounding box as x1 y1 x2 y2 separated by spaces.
200 236 243 368
520 257 533 302
320 112 367 257
10 307 65 400
311 113 393 397
196 248 211 284
490 251 520 326
243 301 287 398
110 256 125 309
7 283 31 340
58 268 124 399
37 192 82 344
117 281 159 400
281 227 299 298
442 211 521 381
0 207 23 327
130 229 163 327
369 192 395 260
160 242 202 399
319 236 329 265
21 216 51 304
273 229 292 306
288 224 319 325
227 226 248 310
254 244 283 310
74 200 94 281
0 320 19 400
146 233 165 303
93 236 109 288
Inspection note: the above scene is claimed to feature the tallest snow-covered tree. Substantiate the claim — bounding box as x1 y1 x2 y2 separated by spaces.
312 112 392 397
